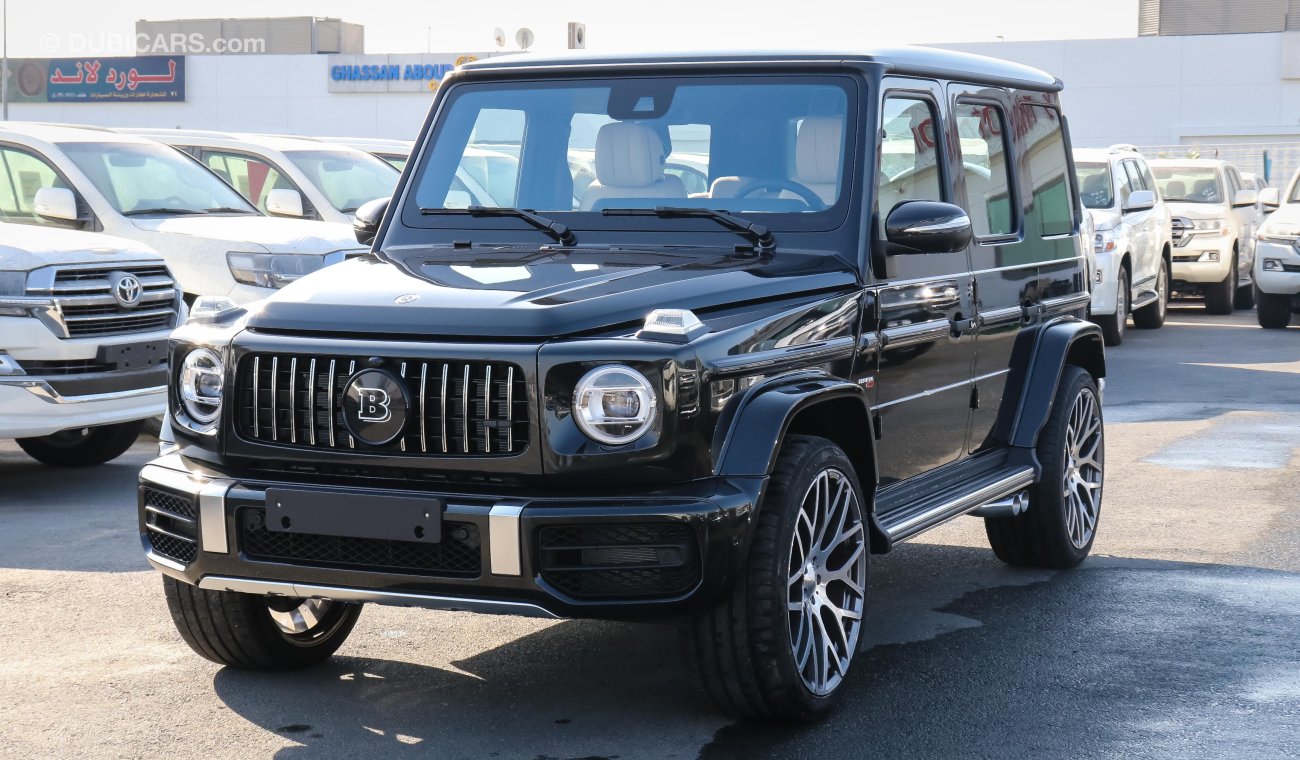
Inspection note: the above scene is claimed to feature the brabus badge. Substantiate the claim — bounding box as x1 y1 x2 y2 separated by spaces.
395 294 420 304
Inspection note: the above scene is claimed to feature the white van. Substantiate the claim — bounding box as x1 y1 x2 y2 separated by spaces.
0 123 363 304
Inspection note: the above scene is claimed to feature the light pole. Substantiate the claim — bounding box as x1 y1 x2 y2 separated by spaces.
2 0 9 121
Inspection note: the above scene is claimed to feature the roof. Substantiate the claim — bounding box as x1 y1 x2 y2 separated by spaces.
459 46 1061 90
1147 157 1229 168
0 121 156 145
120 128 344 152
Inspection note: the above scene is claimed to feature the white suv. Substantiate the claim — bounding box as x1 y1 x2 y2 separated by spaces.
1251 175 1300 328
1149 158 1263 315
0 123 363 304
122 130 400 225
1075 147 1173 345
1 223 179 465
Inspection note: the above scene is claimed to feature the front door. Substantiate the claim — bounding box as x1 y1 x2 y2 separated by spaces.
867 80 976 487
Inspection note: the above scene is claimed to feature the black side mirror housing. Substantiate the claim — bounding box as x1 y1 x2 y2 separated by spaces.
353 197 390 246
884 200 973 255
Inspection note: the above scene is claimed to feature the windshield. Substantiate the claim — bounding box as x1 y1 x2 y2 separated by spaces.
408 76 852 222
283 149 399 213
375 152 408 171
1153 166 1222 204
58 141 257 216
1076 162 1114 209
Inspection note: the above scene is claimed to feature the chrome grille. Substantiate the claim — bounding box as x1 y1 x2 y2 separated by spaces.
1171 217 1191 248
29 263 179 338
235 353 529 456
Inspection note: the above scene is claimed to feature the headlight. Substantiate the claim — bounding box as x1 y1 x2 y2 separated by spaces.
1258 226 1300 243
1093 231 1115 254
1189 220 1225 236
179 348 224 428
226 252 328 289
573 365 657 445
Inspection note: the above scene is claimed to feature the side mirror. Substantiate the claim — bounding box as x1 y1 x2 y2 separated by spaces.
1123 189 1156 213
33 187 82 226
265 188 305 218
884 201 972 255
1232 188 1258 209
353 196 389 246
1259 187 1280 210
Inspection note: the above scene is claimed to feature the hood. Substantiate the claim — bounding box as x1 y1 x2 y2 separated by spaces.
0 223 161 273
130 215 361 254
248 246 859 339
1086 208 1121 232
1259 202 1300 233
1163 201 1226 221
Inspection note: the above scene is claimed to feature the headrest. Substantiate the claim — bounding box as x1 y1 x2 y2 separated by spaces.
1165 180 1185 198
1081 173 1106 195
594 122 666 188
796 117 843 185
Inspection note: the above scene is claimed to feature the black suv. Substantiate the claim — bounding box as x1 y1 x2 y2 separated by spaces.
141 48 1104 721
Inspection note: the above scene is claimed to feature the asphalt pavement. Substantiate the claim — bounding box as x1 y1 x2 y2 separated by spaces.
1 305 1297 760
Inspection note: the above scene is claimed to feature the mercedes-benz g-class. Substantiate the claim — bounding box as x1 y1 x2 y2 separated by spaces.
139 48 1105 721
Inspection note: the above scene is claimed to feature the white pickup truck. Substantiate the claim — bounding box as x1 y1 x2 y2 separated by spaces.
1075 146 1173 345
0 223 179 465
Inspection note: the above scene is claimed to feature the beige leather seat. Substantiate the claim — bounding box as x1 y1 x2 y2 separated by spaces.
579 122 686 210
794 117 843 204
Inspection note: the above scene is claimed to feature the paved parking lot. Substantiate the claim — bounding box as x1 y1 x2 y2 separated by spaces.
2 306 1298 760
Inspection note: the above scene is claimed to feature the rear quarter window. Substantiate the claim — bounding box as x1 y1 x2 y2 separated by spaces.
1016 103 1077 262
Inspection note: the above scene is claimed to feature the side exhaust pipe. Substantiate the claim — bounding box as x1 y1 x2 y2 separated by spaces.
969 489 1029 519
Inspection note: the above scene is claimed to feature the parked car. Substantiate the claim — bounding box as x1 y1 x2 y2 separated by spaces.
0 123 363 304
320 137 413 171
122 129 399 225
1149 158 1261 314
0 222 179 465
139 48 1105 722
1251 176 1300 328
1074 146 1173 345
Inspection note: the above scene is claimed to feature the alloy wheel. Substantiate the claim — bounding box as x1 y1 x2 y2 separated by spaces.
267 598 336 638
786 467 867 696
1062 388 1104 549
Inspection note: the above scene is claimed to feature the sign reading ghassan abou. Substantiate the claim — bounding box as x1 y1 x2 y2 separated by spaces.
326 53 492 93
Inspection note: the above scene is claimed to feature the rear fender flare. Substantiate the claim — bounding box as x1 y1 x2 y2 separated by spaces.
1001 317 1106 449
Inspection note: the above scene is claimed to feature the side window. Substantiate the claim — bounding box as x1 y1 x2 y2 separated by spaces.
1138 161 1159 196
1018 104 1074 240
1118 160 1140 207
202 150 291 213
1122 160 1148 191
1226 169 1242 196
876 96 944 220
0 147 71 225
954 102 1015 238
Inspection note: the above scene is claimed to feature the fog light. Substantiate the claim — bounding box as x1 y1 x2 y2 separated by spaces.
1263 259 1283 271
1095 268 1103 284
1200 251 1220 262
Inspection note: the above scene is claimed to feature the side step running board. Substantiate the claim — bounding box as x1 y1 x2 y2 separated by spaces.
879 467 1036 544
1130 289 1160 310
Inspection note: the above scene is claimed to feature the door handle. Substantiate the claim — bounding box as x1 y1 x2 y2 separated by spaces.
949 315 978 336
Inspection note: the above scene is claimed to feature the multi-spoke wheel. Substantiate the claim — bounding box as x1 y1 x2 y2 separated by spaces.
684 435 869 722
786 468 867 696
163 576 362 669
985 366 1104 568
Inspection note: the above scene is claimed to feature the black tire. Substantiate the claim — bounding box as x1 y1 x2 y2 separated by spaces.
1257 288 1294 329
163 576 362 669
1095 268 1128 346
1132 258 1169 329
683 435 869 722
985 367 1103 569
1203 254 1236 315
1235 276 1256 310
16 420 144 466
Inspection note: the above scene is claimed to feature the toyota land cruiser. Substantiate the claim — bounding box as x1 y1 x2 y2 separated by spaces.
139 49 1105 721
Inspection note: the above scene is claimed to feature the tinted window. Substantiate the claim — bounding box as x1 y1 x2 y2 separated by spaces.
877 96 944 218
955 102 1015 237
1019 105 1073 239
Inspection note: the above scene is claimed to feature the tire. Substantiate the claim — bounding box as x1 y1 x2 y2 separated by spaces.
985 367 1103 569
163 576 362 670
16 420 144 467
683 435 869 722
1203 254 1236 315
1235 276 1256 310
1132 258 1169 329
1257 288 1294 329
1095 268 1128 346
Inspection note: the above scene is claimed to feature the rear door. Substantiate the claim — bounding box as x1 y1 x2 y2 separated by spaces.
868 78 976 487
1120 158 1157 292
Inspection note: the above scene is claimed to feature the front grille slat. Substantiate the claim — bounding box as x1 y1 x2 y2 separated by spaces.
142 486 198 565
236 353 529 458
42 264 178 338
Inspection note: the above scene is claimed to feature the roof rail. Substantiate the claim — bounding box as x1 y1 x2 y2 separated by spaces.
1108 143 1140 154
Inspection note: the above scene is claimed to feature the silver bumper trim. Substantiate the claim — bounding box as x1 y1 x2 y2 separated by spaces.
196 576 559 619
488 502 526 576
0 379 165 404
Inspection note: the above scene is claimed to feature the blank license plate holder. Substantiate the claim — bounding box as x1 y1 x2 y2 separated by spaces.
264 488 442 544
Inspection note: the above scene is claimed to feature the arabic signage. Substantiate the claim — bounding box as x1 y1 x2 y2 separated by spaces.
326 53 487 94
2 55 185 103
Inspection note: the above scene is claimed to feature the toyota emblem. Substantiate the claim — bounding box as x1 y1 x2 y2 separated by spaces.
110 272 143 308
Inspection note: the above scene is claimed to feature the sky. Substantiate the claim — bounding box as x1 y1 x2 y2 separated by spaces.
3 0 1141 58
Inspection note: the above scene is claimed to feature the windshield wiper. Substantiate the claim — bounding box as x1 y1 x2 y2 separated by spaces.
203 206 258 215
122 207 201 217
601 207 775 252
420 206 576 246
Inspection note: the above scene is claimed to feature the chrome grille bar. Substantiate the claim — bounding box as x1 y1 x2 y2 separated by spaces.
419 362 428 453
484 364 492 454
252 356 260 438
308 358 317 446
327 359 337 447
399 362 407 452
347 360 356 449
461 364 470 454
270 357 279 442
440 363 448 453
506 365 514 452
288 357 297 444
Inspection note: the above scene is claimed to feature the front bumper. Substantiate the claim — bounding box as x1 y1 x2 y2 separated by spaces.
138 453 763 619
0 380 165 438
1171 234 1234 285
1090 249 1121 315
1255 241 1300 295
